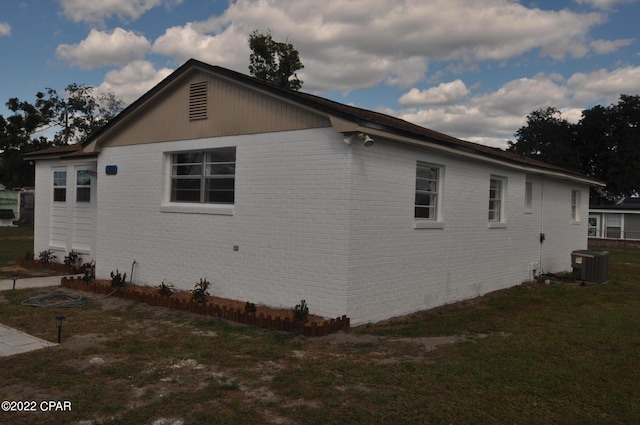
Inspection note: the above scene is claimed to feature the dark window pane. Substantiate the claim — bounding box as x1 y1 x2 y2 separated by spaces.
54 188 66 202
207 164 235 175
416 165 437 180
76 187 90 202
415 206 434 219
416 179 437 192
174 165 202 176
206 178 235 190
171 179 201 202
174 152 202 164
415 193 434 206
207 147 236 162
206 190 234 204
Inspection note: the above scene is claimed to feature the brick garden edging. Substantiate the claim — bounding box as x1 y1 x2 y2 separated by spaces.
17 259 81 274
60 277 350 337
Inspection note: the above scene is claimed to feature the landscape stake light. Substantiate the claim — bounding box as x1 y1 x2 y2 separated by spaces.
12 273 18 290
55 316 66 343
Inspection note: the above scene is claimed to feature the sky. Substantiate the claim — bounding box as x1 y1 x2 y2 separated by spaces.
0 0 639 149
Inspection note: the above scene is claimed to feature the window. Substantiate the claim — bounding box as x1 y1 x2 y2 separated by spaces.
76 170 91 202
524 181 533 211
488 177 505 222
571 190 580 222
53 170 67 202
588 215 600 237
415 162 440 219
170 147 235 204
605 214 622 239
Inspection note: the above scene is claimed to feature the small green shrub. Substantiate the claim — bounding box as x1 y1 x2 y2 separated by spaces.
82 261 95 283
110 269 127 288
158 280 175 296
192 278 210 303
63 250 82 268
293 299 309 323
38 249 57 264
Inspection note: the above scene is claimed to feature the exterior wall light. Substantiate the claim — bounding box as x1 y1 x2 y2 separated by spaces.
343 132 375 147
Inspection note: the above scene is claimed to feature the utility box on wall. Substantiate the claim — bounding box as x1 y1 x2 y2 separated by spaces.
571 250 609 283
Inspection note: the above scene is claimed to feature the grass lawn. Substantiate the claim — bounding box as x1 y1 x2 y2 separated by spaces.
0 231 639 424
0 226 34 278
0 225 64 279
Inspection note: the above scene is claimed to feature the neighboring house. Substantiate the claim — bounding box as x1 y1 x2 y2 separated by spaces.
589 197 640 241
0 183 20 226
26 59 602 325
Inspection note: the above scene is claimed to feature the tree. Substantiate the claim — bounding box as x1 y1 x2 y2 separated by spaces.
507 107 578 170
578 95 640 203
0 84 124 188
248 29 304 90
508 96 640 204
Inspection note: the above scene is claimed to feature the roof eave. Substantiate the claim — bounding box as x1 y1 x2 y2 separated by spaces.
333 120 603 187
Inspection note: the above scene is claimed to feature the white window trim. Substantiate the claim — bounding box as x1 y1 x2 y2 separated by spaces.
52 168 67 203
160 203 234 216
163 147 236 216
524 181 533 214
414 161 445 229
75 167 93 205
571 189 581 224
488 175 507 226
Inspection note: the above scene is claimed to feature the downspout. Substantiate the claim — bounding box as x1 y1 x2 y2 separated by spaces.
539 177 545 275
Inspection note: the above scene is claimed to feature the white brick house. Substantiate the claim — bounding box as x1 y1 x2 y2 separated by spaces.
27 59 601 325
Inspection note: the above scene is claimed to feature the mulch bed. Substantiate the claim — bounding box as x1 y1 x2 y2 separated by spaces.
60 277 350 337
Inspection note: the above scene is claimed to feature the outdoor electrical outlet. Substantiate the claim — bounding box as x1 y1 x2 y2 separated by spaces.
233 245 239 251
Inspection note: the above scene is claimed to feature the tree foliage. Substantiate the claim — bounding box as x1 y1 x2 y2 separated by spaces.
248 29 304 90
508 95 640 204
0 84 124 188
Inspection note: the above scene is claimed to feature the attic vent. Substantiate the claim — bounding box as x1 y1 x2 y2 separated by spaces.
189 81 208 121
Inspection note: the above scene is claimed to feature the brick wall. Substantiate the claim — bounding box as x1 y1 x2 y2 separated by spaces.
95 128 351 320
37 128 591 326
344 140 590 324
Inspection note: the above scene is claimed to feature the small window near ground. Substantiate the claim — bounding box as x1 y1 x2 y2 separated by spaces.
53 170 67 202
171 147 236 204
76 170 91 202
415 162 440 220
489 176 505 222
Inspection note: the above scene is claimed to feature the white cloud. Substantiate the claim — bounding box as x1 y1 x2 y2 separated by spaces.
0 22 10 36
470 75 569 116
391 66 640 149
399 80 470 106
56 28 151 69
574 0 637 10
147 0 608 94
567 66 640 103
151 23 248 70
59 0 181 23
97 60 173 104
590 38 634 54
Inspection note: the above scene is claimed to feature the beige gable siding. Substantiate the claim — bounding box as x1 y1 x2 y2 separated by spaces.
102 71 331 148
